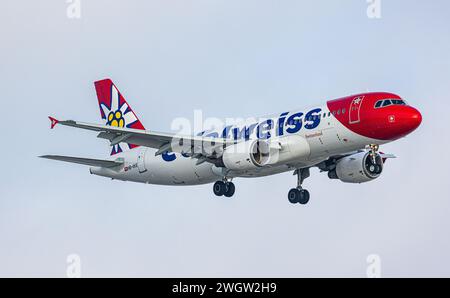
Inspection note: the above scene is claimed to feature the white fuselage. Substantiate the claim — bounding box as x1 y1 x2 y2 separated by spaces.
90 104 386 185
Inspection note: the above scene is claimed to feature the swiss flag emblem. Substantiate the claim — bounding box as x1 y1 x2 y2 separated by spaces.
388 115 396 123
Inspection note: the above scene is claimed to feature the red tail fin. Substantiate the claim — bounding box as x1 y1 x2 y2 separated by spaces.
94 79 145 155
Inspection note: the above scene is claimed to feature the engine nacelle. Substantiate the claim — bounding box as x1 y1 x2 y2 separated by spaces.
268 135 311 166
221 136 311 171
328 152 383 183
221 140 265 171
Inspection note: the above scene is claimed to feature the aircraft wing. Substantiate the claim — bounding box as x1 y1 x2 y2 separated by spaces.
48 117 236 162
40 155 124 168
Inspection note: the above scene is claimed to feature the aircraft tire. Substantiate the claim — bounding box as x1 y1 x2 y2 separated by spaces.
288 189 300 204
213 181 225 196
224 182 235 198
298 189 310 205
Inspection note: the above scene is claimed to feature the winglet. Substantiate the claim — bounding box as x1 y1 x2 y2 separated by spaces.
49 116 59 129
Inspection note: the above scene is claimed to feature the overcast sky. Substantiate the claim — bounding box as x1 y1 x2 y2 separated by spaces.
1 0 449 277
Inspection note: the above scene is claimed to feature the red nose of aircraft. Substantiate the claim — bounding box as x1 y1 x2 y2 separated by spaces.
397 106 422 136
382 105 422 140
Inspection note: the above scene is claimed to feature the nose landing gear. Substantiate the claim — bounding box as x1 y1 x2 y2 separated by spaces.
367 144 383 175
369 144 380 163
288 168 310 205
213 179 235 198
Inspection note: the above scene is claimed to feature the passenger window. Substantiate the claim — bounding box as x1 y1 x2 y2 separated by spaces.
342 108 346 114
328 112 331 117
337 110 341 115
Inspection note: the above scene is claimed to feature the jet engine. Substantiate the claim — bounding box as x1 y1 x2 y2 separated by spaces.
221 139 269 171
328 151 383 183
221 135 311 171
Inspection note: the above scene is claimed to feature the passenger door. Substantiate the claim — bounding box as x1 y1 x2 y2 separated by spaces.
349 96 365 124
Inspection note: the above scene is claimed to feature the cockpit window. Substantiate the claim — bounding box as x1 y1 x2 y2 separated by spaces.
375 99 407 109
391 99 406 105
382 99 392 107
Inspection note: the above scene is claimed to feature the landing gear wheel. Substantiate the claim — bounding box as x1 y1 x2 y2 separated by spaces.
288 168 311 205
213 181 225 196
368 160 382 175
374 164 382 174
288 189 310 205
288 189 300 204
224 182 235 198
298 189 310 205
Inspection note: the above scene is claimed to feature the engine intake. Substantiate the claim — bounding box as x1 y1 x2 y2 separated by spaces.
328 151 383 183
221 140 270 171
221 136 311 171
250 140 271 167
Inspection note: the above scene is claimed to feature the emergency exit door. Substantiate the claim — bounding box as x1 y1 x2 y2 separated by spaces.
137 148 147 173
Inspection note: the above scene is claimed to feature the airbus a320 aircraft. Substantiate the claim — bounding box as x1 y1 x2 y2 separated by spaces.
41 79 422 205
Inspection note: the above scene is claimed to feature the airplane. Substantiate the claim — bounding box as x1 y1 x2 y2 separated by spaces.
41 79 422 205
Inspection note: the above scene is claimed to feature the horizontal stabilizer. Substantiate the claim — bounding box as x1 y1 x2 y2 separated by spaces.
39 155 123 168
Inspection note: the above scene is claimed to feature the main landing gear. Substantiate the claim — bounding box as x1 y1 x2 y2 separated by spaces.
288 168 310 205
213 179 235 198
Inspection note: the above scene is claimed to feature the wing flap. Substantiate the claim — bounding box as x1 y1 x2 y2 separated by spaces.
40 155 123 168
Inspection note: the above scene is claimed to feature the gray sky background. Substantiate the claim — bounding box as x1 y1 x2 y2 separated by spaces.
1 0 449 277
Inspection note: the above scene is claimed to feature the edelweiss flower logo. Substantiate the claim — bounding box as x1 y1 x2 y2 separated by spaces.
99 85 139 154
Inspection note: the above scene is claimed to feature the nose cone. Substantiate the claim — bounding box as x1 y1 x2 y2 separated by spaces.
387 106 422 140
403 106 422 133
